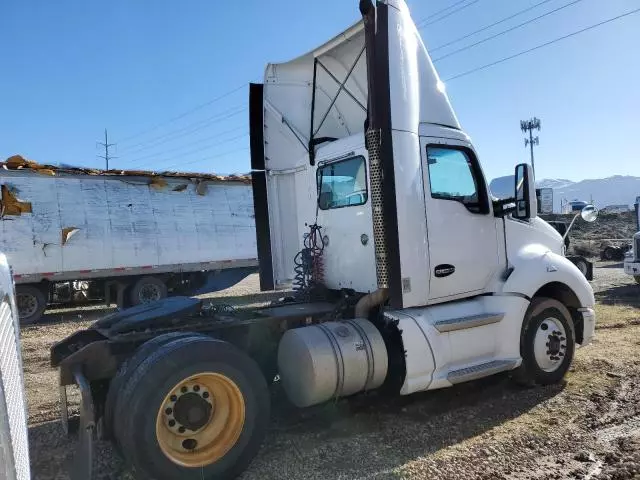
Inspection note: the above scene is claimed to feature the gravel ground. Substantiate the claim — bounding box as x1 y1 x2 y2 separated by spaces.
23 265 640 480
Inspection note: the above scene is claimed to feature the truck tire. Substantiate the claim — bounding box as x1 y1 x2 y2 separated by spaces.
513 297 576 387
105 332 205 444
129 276 167 306
601 246 616 261
572 258 588 277
114 336 270 480
16 285 47 325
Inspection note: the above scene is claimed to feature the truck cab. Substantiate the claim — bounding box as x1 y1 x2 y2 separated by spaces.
251 0 596 400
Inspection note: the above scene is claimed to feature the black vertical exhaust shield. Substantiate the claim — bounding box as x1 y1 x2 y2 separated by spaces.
249 83 275 291
360 0 403 308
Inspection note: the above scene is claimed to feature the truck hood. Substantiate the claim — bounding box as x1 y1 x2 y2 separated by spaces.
506 216 564 258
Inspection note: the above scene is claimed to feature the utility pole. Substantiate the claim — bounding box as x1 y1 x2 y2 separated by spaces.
97 129 116 170
520 117 541 177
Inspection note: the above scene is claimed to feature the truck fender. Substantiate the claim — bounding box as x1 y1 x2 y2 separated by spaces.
503 244 595 309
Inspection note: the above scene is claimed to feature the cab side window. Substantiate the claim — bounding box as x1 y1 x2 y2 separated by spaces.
317 156 368 210
426 146 489 214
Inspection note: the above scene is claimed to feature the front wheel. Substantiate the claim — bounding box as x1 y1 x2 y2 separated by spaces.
115 336 270 480
513 297 576 386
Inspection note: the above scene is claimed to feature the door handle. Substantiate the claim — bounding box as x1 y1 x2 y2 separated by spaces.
434 264 455 278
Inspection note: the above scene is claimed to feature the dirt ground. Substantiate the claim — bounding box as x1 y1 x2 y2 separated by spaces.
23 265 640 480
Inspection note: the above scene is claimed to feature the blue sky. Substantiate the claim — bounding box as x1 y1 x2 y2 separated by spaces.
1 0 638 183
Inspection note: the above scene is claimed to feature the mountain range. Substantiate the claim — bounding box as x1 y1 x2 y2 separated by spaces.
489 175 640 213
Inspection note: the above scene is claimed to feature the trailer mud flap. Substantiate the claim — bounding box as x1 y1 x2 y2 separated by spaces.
61 368 95 480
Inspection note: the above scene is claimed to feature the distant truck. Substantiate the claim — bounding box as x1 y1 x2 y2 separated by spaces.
1 156 258 324
623 196 640 283
0 253 31 480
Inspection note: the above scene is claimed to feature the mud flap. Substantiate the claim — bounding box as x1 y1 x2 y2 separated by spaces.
61 368 95 480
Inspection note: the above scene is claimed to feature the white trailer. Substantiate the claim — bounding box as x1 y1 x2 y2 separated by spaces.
51 2 598 479
0 157 258 324
0 253 31 480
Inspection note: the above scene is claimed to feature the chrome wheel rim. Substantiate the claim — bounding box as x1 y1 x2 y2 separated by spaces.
534 317 568 372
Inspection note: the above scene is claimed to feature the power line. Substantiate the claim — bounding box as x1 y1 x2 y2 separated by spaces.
161 146 250 172
430 0 556 52
445 7 640 81
126 125 247 166
416 0 470 26
118 83 247 144
97 129 116 170
118 105 246 155
417 0 482 29
132 132 248 170
433 0 585 62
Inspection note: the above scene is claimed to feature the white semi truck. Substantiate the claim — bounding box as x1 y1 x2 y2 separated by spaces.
50 1 598 479
623 196 640 282
0 253 31 480
0 156 258 324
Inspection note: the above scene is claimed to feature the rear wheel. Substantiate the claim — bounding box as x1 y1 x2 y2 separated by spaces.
114 337 269 480
130 276 167 306
513 297 576 387
16 285 47 325
105 332 204 444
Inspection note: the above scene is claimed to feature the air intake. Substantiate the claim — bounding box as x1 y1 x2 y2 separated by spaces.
365 128 389 288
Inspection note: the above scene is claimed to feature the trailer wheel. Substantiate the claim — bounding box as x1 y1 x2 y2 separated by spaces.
130 276 167 305
115 337 269 480
513 297 576 387
16 285 47 325
105 332 205 445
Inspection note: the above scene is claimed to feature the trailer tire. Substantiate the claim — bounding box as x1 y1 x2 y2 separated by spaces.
105 332 205 445
115 336 270 480
129 276 167 306
513 297 575 387
16 285 47 325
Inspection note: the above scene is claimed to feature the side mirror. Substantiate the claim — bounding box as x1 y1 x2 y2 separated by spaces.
514 163 537 220
581 204 598 222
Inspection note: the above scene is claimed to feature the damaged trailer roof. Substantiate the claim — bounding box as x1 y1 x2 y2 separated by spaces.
1 155 251 184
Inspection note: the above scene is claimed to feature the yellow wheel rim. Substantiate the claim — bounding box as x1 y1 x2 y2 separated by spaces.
155 372 246 467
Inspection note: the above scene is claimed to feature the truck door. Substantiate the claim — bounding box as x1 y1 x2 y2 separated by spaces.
315 149 377 293
421 138 500 301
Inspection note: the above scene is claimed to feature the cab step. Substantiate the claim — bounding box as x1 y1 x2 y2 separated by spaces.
434 312 504 333
447 359 518 384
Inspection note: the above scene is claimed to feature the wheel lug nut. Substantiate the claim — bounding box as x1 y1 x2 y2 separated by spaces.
181 386 188 393
168 420 176 427
170 395 177 402
193 385 200 392
179 426 186 433
165 408 173 415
